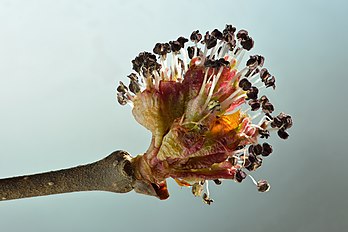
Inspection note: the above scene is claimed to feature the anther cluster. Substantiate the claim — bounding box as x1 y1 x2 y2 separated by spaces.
117 25 292 203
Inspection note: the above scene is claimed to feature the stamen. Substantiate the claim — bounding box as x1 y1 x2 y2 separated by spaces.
198 69 211 97
194 44 198 57
205 181 210 197
202 44 208 63
213 179 222 185
153 70 161 90
248 70 261 81
255 84 266 91
159 56 168 80
192 182 204 197
180 48 188 72
125 92 134 101
220 88 244 110
179 114 187 125
242 148 248 166
248 174 258 185
127 101 134 108
203 75 217 110
235 66 249 79
251 112 262 120
230 148 247 156
138 72 148 89
233 45 242 56
209 40 223 58
214 66 225 85
256 179 271 192
217 42 228 59
235 50 246 70
195 109 214 125
171 53 177 80
233 93 247 102
258 114 273 125
242 107 251 114
250 124 264 131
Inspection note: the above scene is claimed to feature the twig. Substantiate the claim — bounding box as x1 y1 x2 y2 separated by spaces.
0 150 147 201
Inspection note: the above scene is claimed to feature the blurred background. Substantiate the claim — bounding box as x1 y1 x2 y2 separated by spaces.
0 0 347 231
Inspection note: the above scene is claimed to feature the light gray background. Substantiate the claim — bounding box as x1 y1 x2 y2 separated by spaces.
0 0 347 231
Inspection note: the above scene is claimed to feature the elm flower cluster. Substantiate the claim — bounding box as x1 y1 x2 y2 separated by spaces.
117 25 292 204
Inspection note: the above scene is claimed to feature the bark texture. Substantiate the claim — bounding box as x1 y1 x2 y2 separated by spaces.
0 150 135 201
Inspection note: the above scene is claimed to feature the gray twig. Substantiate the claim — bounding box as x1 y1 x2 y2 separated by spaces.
0 151 138 201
